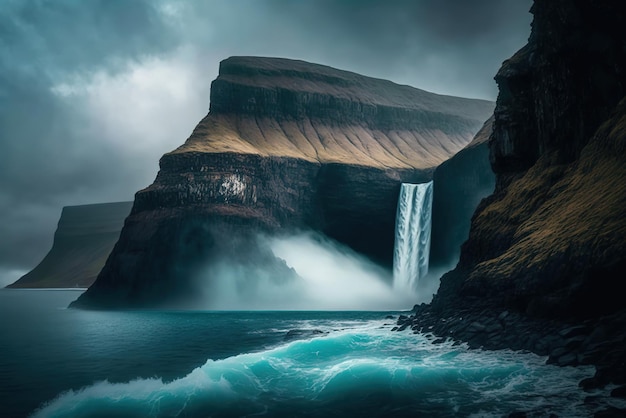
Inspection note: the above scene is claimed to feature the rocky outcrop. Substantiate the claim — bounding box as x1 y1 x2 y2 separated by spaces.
434 0 626 318
7 202 132 288
71 56 493 309
429 115 495 272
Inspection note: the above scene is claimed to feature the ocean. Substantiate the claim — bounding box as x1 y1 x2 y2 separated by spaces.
0 289 620 417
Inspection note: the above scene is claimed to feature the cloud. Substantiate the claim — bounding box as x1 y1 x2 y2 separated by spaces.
255 0 533 99
0 0 532 278
0 0 189 272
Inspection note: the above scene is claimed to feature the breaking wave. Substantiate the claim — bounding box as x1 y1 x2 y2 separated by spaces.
32 320 610 418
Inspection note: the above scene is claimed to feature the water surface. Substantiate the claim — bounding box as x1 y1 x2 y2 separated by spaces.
0 290 619 417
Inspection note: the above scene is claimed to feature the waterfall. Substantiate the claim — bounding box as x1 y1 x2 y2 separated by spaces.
393 181 433 291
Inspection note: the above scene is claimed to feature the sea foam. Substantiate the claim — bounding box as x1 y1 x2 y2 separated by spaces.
32 321 605 418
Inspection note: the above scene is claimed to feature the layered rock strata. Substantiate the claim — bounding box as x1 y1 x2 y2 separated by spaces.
72 56 493 308
8 202 132 288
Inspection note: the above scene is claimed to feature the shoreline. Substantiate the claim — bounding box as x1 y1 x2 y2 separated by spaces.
395 302 626 415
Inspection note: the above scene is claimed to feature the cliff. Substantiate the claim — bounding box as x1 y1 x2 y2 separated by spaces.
429 115 495 273
393 1 626 401
71 56 493 308
434 0 626 318
7 202 132 288
177 56 493 168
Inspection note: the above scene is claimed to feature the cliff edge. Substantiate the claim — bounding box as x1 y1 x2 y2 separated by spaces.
177 56 493 168
7 202 132 288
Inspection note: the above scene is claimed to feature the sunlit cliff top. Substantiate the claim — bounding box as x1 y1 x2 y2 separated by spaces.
170 56 495 169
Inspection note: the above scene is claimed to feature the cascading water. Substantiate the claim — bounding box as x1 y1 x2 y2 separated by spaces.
393 181 433 291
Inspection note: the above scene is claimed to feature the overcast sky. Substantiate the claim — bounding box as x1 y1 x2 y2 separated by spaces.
0 0 532 286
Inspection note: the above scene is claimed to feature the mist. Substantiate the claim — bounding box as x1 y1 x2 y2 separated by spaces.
191 231 438 311
0 268 27 288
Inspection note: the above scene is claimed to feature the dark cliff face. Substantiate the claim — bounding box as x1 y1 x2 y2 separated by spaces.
316 164 429 266
72 57 492 309
8 202 132 288
135 153 321 229
430 116 495 273
490 0 626 176
435 0 626 319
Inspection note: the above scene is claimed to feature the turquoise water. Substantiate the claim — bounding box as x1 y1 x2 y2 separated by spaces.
0 290 620 417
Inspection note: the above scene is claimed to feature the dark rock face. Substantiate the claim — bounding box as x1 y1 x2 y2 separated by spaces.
72 57 492 309
435 0 626 318
134 153 321 229
430 116 495 272
490 0 626 175
7 202 132 288
425 0 626 398
316 163 429 266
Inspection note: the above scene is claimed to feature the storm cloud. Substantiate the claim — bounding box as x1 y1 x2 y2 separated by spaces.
0 0 532 285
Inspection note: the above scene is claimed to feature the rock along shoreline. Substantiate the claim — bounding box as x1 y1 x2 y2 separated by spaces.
392 303 626 417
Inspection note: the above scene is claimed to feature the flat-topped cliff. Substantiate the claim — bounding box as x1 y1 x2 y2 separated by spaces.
8 202 132 288
71 57 493 309
177 56 493 169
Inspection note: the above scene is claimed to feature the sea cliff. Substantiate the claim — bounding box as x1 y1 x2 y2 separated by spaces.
71 57 493 308
8 202 132 288
400 0 626 402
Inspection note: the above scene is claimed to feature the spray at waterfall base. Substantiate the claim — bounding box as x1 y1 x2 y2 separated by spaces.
186 181 435 310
